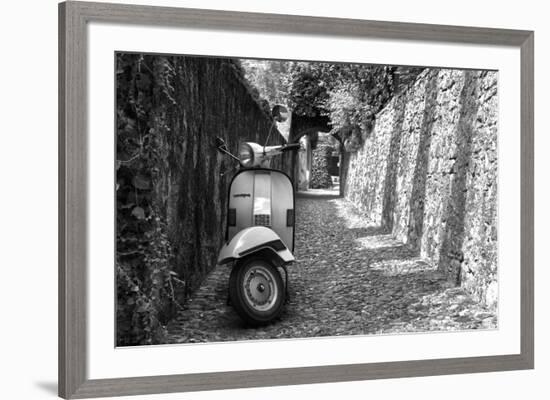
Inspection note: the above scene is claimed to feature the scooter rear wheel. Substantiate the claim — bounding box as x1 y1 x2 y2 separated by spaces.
229 257 285 326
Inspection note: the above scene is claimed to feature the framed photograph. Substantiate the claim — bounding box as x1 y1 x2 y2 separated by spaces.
59 1 534 398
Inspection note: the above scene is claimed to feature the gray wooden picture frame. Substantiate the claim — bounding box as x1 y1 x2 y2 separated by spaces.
58 1 534 398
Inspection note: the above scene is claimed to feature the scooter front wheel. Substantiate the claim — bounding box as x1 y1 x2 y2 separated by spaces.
229 257 285 326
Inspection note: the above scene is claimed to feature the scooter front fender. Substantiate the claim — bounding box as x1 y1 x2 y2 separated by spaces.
217 226 294 265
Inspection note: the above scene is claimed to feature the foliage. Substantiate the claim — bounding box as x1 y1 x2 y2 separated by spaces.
239 59 292 108
288 62 399 152
238 59 294 139
287 62 333 117
116 53 185 346
239 60 423 151
310 142 335 189
238 60 424 152
226 60 271 116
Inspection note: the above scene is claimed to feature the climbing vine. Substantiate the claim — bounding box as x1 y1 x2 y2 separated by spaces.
287 62 397 151
116 53 185 346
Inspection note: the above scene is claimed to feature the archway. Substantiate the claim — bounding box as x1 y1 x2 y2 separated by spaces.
288 113 332 192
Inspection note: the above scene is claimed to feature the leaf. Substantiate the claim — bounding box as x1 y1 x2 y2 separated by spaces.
136 303 149 313
133 174 151 190
132 206 145 220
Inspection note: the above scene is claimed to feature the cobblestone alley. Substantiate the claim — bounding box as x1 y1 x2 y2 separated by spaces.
167 194 497 344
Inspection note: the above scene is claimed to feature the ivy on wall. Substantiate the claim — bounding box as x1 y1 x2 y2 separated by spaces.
116 54 187 346
310 143 335 189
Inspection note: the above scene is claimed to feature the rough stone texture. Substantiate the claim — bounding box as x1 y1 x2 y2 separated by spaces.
460 72 498 306
344 68 498 309
344 104 398 226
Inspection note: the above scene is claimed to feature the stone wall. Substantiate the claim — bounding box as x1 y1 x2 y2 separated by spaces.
344 68 498 308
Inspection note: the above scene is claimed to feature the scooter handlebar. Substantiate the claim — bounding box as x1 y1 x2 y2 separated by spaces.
280 143 301 152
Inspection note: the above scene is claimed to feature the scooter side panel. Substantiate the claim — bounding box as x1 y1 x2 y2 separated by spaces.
217 226 295 265
228 172 254 242
270 171 294 252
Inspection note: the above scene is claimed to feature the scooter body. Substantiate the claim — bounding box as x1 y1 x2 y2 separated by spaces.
216 168 296 325
218 168 295 263
218 226 294 266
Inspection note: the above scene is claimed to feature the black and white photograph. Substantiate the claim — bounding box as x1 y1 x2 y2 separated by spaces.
115 52 498 346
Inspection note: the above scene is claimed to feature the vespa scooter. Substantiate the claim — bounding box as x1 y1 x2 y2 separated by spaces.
215 105 300 326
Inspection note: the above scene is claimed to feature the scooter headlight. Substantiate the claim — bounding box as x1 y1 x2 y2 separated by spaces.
238 142 254 167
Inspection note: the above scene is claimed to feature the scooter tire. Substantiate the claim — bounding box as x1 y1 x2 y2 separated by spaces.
229 257 285 326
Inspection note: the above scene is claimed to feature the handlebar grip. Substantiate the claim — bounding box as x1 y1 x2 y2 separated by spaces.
281 143 301 152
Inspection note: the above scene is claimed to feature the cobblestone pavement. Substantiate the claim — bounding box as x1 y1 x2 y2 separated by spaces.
166 194 497 343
